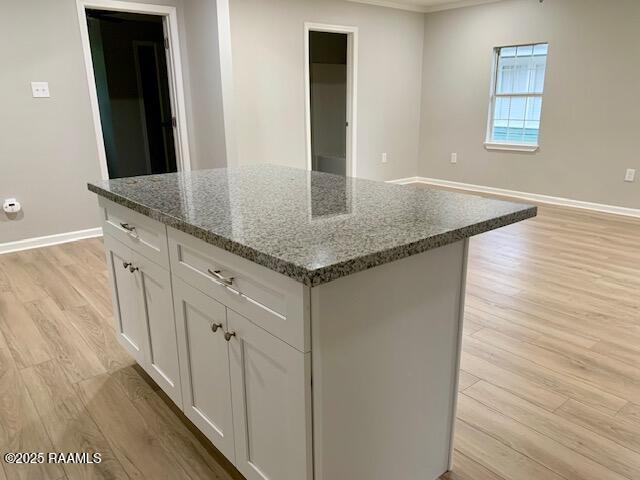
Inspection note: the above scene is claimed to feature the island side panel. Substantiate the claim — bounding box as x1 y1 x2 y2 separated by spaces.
310 240 468 480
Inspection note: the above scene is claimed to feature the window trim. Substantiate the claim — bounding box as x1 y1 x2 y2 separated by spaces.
485 43 548 152
484 142 539 152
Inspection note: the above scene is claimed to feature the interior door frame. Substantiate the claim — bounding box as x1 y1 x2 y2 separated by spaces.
304 22 358 178
76 0 191 180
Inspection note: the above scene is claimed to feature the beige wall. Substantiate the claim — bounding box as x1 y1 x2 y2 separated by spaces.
0 0 227 244
418 0 640 209
229 0 424 181
5 0 638 246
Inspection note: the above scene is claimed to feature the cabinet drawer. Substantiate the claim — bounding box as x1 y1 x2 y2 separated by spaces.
99 197 169 268
168 227 310 352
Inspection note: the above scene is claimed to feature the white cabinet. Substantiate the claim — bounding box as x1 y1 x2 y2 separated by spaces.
99 198 468 480
104 235 147 365
172 279 312 479
173 278 236 461
104 234 182 408
136 253 183 407
102 203 311 480
227 310 312 480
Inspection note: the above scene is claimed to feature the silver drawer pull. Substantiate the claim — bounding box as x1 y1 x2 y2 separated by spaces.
120 222 136 232
207 268 234 286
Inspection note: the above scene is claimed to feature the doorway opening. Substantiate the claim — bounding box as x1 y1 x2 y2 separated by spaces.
305 24 357 177
77 2 190 180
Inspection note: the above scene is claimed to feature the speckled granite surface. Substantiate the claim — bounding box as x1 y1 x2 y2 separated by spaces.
88 165 536 286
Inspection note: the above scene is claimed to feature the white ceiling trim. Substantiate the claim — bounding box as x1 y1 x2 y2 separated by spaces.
347 0 429 13
347 0 505 14
423 0 504 13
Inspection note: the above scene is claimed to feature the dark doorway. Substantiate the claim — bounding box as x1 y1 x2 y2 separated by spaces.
309 31 348 176
86 10 177 179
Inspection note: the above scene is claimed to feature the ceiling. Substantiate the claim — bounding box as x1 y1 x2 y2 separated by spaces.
347 0 507 13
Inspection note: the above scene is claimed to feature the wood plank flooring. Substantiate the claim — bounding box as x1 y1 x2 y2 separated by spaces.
444 204 640 480
0 240 240 480
0 204 638 479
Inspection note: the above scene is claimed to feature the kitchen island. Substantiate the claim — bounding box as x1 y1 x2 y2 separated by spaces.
88 165 536 480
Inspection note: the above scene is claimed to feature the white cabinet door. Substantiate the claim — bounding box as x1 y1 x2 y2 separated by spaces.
104 235 147 365
136 253 183 408
227 309 312 480
173 278 236 462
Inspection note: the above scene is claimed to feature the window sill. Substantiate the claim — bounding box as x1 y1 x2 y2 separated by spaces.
484 142 539 152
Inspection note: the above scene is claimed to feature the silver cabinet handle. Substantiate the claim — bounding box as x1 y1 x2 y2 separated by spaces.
211 323 223 333
123 261 132 269
129 265 139 273
207 268 234 286
224 331 236 342
120 222 136 232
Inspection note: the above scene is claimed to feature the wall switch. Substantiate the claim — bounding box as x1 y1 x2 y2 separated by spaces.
625 168 636 182
381 153 388 164
450 153 458 164
31 81 50 98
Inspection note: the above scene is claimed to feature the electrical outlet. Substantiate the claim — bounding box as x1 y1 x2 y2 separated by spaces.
31 81 50 98
381 153 388 164
624 168 636 182
450 153 458 164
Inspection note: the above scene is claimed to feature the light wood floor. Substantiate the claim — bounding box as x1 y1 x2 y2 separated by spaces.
0 205 639 480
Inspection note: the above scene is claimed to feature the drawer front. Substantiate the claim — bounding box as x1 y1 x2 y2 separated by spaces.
99 197 169 268
168 227 310 352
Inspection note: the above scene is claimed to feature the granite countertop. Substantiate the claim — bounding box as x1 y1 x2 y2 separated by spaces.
88 165 536 286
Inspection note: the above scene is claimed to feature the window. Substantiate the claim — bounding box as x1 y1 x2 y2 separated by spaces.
486 43 548 150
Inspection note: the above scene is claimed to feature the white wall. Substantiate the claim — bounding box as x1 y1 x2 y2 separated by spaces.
418 0 640 209
183 0 228 169
228 0 424 181
0 0 227 245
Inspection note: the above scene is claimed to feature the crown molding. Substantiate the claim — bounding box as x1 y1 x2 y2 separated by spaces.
347 0 504 14
347 0 428 12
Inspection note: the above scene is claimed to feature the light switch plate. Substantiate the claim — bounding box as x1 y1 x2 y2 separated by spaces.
31 81 50 98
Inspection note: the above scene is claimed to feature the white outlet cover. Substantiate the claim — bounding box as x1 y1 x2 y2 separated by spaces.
451 153 458 164
624 168 636 182
3 198 21 214
31 81 50 98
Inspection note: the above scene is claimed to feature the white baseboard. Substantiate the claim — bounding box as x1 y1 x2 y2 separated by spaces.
388 177 640 219
386 176 424 185
0 227 103 255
